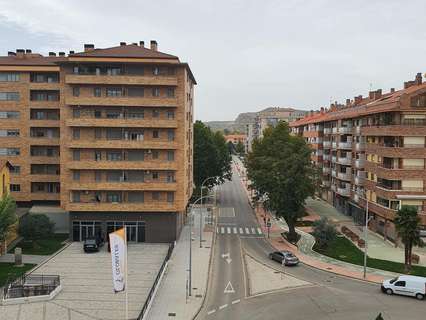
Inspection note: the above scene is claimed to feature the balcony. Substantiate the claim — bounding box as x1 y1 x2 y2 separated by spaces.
323 154 330 161
65 96 178 107
323 141 331 148
332 142 337 149
331 156 337 162
322 167 331 174
366 144 426 158
355 143 365 151
324 128 332 134
66 118 178 128
354 126 361 135
322 180 331 187
65 201 179 212
354 176 364 186
331 184 336 192
337 157 352 165
65 74 178 86
336 187 351 196
353 193 360 203
68 140 178 150
337 172 351 181
338 126 352 134
338 141 352 149
67 160 177 171
361 124 426 136
331 170 337 177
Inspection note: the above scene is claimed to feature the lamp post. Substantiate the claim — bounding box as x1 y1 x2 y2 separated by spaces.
200 177 217 247
363 193 373 279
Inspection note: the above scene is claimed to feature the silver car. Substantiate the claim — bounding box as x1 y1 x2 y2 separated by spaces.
268 251 299 266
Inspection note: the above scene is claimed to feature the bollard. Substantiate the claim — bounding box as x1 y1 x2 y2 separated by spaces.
15 247 23 267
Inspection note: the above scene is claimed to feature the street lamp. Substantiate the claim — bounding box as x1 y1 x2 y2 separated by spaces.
200 177 217 247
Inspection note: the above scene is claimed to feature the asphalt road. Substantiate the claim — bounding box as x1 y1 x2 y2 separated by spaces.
196 164 426 320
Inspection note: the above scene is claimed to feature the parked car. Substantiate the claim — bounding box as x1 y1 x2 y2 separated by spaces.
381 275 426 300
83 238 100 253
268 251 299 266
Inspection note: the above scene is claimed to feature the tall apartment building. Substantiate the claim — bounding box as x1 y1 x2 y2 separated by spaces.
0 41 196 243
290 73 426 242
245 107 307 152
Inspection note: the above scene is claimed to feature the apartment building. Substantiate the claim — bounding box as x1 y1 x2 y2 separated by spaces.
0 41 196 243
246 107 307 152
290 73 426 242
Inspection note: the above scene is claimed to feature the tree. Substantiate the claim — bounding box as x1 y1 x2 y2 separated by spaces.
18 214 54 240
394 206 424 272
246 121 317 242
193 121 232 196
312 217 337 249
235 141 245 155
376 312 384 320
0 194 17 252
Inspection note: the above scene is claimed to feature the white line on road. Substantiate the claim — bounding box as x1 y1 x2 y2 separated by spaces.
233 227 237 234
207 309 216 315
221 227 225 234
251 227 256 234
239 227 243 234
231 299 241 305
257 228 262 234
227 227 231 234
219 304 228 310
245 227 250 234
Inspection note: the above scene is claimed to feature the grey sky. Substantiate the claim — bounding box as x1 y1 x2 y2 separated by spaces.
0 0 425 121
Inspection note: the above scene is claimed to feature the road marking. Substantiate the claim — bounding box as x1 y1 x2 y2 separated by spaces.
231 299 241 305
239 227 243 234
233 227 237 234
251 227 256 234
207 309 216 315
245 227 250 234
221 227 224 234
219 304 228 310
216 227 219 234
224 281 235 293
227 227 231 234
221 253 232 264
257 228 262 234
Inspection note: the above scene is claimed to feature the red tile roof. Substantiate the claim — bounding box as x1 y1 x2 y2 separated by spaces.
0 55 65 66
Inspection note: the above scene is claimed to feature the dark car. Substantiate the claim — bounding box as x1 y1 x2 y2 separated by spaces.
83 238 100 253
268 251 299 266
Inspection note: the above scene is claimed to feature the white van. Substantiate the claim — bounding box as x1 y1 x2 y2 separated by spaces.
381 275 426 300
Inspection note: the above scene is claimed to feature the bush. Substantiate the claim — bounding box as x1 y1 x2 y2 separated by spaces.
312 217 337 250
18 214 54 240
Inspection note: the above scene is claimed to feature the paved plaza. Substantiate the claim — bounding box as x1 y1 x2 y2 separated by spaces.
0 242 169 320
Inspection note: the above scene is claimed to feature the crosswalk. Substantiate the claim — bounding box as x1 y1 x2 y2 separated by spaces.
217 226 263 235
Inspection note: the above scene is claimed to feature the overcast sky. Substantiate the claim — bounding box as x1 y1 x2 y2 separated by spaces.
0 0 425 121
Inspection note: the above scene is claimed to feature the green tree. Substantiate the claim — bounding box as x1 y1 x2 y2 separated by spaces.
235 141 245 155
0 194 17 251
375 312 384 320
312 217 337 249
18 214 54 240
246 121 316 242
193 121 232 196
394 206 424 272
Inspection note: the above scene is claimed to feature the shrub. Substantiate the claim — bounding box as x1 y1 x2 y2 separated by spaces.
18 214 54 240
312 217 337 250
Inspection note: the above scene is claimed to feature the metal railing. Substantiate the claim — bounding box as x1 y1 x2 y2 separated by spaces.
137 242 175 320
3 274 60 300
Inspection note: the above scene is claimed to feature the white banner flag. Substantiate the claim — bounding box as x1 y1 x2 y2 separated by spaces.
109 228 127 293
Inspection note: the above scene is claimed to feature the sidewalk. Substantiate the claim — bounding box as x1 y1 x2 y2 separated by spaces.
0 253 49 264
146 209 214 320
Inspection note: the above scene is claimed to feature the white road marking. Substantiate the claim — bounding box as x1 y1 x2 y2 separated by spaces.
219 304 228 310
221 227 225 234
224 281 235 293
227 227 231 234
233 227 237 234
231 299 241 305
207 309 216 315
216 227 219 234
239 227 243 234
251 227 256 234
245 227 250 234
257 228 262 234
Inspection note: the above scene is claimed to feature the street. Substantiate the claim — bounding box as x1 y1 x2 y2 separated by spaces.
196 166 426 320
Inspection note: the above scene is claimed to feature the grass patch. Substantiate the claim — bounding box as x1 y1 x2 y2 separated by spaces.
0 263 35 287
9 233 69 255
312 235 426 277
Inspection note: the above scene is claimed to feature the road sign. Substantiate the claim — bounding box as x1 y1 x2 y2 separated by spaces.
224 281 235 294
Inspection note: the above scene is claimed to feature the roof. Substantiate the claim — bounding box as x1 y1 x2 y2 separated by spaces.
0 55 66 66
0 160 13 170
290 82 426 127
70 44 179 60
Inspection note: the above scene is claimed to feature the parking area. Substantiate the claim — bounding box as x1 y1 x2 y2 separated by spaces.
0 242 169 320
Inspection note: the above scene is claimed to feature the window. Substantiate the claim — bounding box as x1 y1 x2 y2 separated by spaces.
94 87 102 97
0 92 19 101
128 110 144 119
167 151 174 161
94 110 102 118
73 150 80 161
107 128 122 140
10 184 20 192
106 88 123 97
152 172 159 180
73 66 79 74
152 67 160 75
73 109 80 118
73 128 80 140
73 87 80 97
152 191 160 201
152 150 159 159
107 192 122 203
95 128 102 139
0 73 19 82
127 87 144 97
10 166 20 174
72 191 80 203
166 172 175 183
167 88 175 97
95 171 102 182
167 110 175 119
0 111 19 119
168 129 175 141
128 191 144 203
0 148 19 156
107 67 121 76
107 152 122 161
394 281 406 287
152 88 160 97
167 192 174 203
73 171 80 181
95 151 102 161
0 130 19 137
152 110 159 118
152 130 159 139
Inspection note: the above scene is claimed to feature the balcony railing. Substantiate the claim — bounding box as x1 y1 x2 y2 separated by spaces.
354 126 361 135
337 172 351 181
337 187 350 196
331 170 337 177
354 176 364 185
337 157 352 165
338 126 352 134
323 141 331 148
338 141 352 149
332 156 337 162
332 142 337 149
324 128 332 134
322 167 331 174
355 143 365 151
323 154 330 161
332 127 338 134
355 159 365 168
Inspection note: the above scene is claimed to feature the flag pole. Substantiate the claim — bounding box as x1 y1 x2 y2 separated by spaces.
125 227 128 320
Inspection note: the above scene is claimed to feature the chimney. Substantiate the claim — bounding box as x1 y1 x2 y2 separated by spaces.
58 52 65 57
25 49 32 54
320 107 324 113
7 51 16 56
374 89 382 100
150 40 158 51
49 52 56 56
84 44 95 52
69 50 75 55
132 42 137 45
346 98 351 106
404 81 415 89
415 72 422 85
16 49 25 58
390 88 395 93
120 42 126 46
368 91 374 99
354 95 363 105
139 41 145 47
